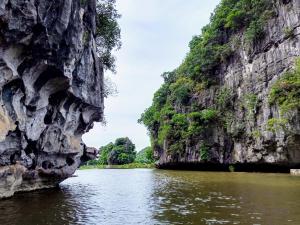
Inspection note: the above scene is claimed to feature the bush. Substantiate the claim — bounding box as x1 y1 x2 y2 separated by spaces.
138 105 160 131
200 144 209 161
269 59 300 115
169 78 194 105
245 19 265 44
225 9 247 30
267 118 288 133
217 87 233 109
172 114 189 128
158 124 172 145
251 129 262 139
200 109 219 122
135 147 154 164
244 93 258 119
187 112 204 137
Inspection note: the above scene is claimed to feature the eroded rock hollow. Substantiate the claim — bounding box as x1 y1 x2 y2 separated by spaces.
0 0 103 198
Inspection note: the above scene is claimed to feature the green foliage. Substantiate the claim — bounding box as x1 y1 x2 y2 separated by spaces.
96 0 121 72
225 9 247 30
169 77 194 105
98 142 114 164
135 147 154 164
187 112 204 137
98 137 136 165
229 165 235 172
284 27 295 39
161 71 177 84
169 142 185 154
231 0 274 44
139 0 276 157
217 87 233 109
244 93 258 118
177 0 274 81
166 116 189 153
153 84 170 108
230 121 246 138
172 114 189 128
138 85 172 131
80 163 155 170
200 109 219 122
244 19 265 44
158 124 172 145
269 59 300 115
222 111 234 130
200 144 209 161
86 159 99 166
138 106 159 131
267 118 288 133
251 129 262 139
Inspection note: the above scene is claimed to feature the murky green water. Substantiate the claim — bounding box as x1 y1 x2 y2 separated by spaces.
0 169 299 225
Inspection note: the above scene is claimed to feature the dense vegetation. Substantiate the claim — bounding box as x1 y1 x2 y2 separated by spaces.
80 163 154 170
139 0 276 155
85 138 154 168
98 137 136 165
267 59 300 132
269 59 300 115
95 0 121 72
135 147 155 164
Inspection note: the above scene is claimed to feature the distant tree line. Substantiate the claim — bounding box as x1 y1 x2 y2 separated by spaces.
88 137 154 166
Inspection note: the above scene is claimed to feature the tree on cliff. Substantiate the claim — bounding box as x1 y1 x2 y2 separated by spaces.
139 0 276 157
99 137 136 165
96 0 121 72
135 147 154 164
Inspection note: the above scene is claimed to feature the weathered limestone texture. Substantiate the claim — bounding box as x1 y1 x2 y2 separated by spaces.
0 0 103 198
157 0 300 170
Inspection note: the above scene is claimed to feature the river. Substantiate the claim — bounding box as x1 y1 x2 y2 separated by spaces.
0 169 299 225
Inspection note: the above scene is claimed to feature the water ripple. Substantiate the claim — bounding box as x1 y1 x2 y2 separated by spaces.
0 169 299 225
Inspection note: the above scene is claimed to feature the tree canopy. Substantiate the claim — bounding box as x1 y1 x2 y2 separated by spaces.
135 147 154 164
99 137 136 165
96 0 121 72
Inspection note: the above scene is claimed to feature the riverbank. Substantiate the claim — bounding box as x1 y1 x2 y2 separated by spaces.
79 163 155 170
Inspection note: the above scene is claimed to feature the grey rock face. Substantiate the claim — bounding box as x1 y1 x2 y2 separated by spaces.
0 0 103 198
157 0 300 169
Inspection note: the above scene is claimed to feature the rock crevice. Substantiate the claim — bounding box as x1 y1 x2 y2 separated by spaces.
154 0 300 170
0 0 103 198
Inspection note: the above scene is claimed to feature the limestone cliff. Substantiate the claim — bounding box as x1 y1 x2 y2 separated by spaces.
0 0 103 198
140 0 300 171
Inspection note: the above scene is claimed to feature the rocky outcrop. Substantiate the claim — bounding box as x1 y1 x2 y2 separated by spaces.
0 0 103 198
156 0 300 170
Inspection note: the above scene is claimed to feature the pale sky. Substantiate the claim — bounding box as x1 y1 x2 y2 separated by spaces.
83 0 221 151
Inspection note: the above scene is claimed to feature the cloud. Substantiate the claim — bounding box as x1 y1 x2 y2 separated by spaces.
83 0 221 151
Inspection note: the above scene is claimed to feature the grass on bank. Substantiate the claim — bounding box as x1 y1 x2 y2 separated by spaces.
79 162 155 170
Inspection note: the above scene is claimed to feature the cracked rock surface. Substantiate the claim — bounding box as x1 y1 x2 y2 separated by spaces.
0 0 103 198
156 0 300 169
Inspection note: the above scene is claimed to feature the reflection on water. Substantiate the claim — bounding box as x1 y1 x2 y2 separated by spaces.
0 169 299 225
